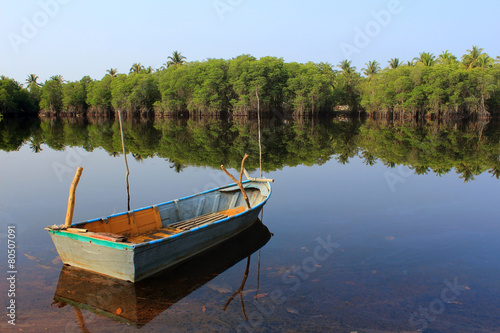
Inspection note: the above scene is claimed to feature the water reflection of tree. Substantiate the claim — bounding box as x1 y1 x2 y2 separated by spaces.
360 150 377 166
167 159 185 173
29 139 43 153
2 116 499 182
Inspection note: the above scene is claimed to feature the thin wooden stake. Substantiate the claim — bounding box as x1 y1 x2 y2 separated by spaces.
256 86 262 177
221 154 251 209
64 167 83 228
118 109 131 211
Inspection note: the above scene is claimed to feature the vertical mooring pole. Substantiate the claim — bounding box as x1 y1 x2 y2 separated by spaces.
118 109 131 211
65 167 83 228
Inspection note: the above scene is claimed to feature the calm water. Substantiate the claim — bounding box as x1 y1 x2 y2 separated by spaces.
0 117 499 332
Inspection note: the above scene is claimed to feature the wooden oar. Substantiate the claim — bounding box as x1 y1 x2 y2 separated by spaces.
64 167 83 228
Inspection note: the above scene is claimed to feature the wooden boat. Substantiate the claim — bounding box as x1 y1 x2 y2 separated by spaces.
46 180 271 282
52 220 272 328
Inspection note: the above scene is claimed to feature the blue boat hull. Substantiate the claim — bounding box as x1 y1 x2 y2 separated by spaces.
48 181 271 282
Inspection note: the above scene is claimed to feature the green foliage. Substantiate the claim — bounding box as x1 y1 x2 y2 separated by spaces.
334 60 361 108
188 59 231 115
0 77 34 114
156 63 194 114
285 62 334 114
111 73 160 114
228 56 289 114
40 77 63 113
360 61 500 117
227 54 257 113
1 48 499 118
86 75 113 114
62 76 91 113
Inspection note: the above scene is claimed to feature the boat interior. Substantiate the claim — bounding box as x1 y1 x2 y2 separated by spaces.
67 182 269 244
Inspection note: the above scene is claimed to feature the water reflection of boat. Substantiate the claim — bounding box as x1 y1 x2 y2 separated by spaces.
52 220 272 328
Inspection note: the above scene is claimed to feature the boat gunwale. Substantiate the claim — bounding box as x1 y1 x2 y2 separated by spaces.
49 180 272 249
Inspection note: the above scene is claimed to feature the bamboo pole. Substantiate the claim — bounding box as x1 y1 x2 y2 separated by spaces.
220 154 251 209
64 167 83 228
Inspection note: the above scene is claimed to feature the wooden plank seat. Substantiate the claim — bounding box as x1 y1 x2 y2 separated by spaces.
170 212 227 230
126 207 246 244
83 206 247 244
169 207 246 231
126 213 226 244
127 227 181 244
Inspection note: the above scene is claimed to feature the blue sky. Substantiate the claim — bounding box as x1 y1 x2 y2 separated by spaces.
1 0 499 84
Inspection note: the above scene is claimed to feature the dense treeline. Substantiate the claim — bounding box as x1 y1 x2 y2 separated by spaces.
360 49 500 118
1 48 499 118
1 116 498 182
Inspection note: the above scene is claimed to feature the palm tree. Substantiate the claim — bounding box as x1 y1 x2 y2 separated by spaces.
437 50 457 65
26 74 41 91
363 60 380 78
337 60 359 114
413 52 435 66
476 54 493 70
143 66 154 74
164 51 187 68
338 59 355 74
106 68 118 77
50 75 64 83
406 60 415 67
129 63 145 74
388 58 401 69
462 45 484 70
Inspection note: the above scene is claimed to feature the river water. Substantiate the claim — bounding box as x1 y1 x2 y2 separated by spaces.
0 116 499 332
